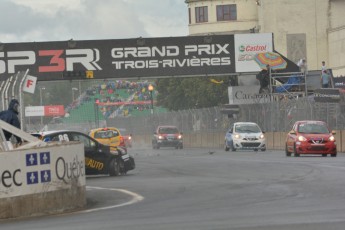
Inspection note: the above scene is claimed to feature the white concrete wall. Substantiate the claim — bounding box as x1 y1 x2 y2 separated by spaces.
0 142 86 219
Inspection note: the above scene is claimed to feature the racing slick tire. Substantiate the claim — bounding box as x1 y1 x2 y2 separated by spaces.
109 158 120 176
225 142 230 152
118 159 126 175
285 144 291 157
230 141 236 152
293 144 300 157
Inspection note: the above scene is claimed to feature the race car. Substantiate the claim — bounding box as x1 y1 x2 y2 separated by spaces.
32 130 135 176
89 127 127 151
152 125 183 149
285 120 337 157
225 122 266 152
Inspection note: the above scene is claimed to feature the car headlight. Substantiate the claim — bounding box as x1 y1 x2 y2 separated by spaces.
259 134 265 139
128 136 132 140
298 135 307 141
329 135 335 141
178 135 182 139
158 135 164 140
234 134 241 139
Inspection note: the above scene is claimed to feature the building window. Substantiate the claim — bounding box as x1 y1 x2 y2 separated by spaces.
189 8 191 24
195 6 208 23
217 4 237 21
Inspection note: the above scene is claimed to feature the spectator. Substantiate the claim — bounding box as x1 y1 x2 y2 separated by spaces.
297 58 308 75
256 65 270 93
321 69 330 88
321 61 327 71
0 99 22 145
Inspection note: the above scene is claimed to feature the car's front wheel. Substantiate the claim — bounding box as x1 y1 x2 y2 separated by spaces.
225 141 230 151
152 140 157 149
109 158 120 176
118 159 126 175
293 144 300 157
230 141 236 152
285 144 291 157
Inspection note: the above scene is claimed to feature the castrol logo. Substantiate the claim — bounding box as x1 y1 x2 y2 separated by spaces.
239 44 268 52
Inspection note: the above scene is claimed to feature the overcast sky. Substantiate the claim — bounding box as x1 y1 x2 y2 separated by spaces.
0 0 188 43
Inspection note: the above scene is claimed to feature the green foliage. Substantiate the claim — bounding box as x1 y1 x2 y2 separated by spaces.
155 76 230 111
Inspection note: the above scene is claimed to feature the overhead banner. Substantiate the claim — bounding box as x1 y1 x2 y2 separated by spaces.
0 34 273 81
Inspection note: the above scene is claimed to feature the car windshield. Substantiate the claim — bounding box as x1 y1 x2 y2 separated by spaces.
298 123 329 134
159 127 179 134
235 124 261 133
94 130 119 139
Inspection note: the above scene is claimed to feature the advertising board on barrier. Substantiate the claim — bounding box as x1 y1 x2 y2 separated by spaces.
228 86 271 105
25 105 65 117
0 33 272 81
333 76 345 89
0 143 85 198
313 88 341 103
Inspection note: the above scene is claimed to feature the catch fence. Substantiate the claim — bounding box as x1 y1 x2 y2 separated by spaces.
35 97 345 135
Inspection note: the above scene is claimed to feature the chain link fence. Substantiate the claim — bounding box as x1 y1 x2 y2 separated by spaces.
35 97 345 135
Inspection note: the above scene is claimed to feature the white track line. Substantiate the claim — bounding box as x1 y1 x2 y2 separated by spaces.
79 186 144 213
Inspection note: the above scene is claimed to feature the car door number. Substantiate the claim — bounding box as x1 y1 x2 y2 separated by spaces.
58 134 69 142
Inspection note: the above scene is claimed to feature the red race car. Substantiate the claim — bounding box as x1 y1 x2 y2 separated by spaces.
152 125 183 149
285 120 337 157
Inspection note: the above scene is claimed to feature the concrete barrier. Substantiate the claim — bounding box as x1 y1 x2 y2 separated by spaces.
0 142 86 219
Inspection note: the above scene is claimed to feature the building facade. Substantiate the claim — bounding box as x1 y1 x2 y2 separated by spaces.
185 0 345 76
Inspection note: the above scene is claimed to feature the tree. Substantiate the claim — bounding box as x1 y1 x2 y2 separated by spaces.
155 76 231 111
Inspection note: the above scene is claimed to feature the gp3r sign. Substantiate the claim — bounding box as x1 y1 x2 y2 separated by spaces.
0 33 273 81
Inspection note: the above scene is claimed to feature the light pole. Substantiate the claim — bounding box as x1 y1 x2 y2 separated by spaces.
148 84 154 115
72 87 78 101
39 87 45 126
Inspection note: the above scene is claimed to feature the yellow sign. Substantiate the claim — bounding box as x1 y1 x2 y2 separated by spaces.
86 70 94 79
210 79 223 84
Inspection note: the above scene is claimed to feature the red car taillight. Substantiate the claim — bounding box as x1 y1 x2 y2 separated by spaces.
120 136 125 146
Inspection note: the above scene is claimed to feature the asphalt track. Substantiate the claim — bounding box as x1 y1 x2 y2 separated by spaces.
2 147 345 230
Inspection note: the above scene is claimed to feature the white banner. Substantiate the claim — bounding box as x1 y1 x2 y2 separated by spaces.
22 75 37 94
234 33 273 73
228 86 271 105
25 106 44 117
0 143 85 198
